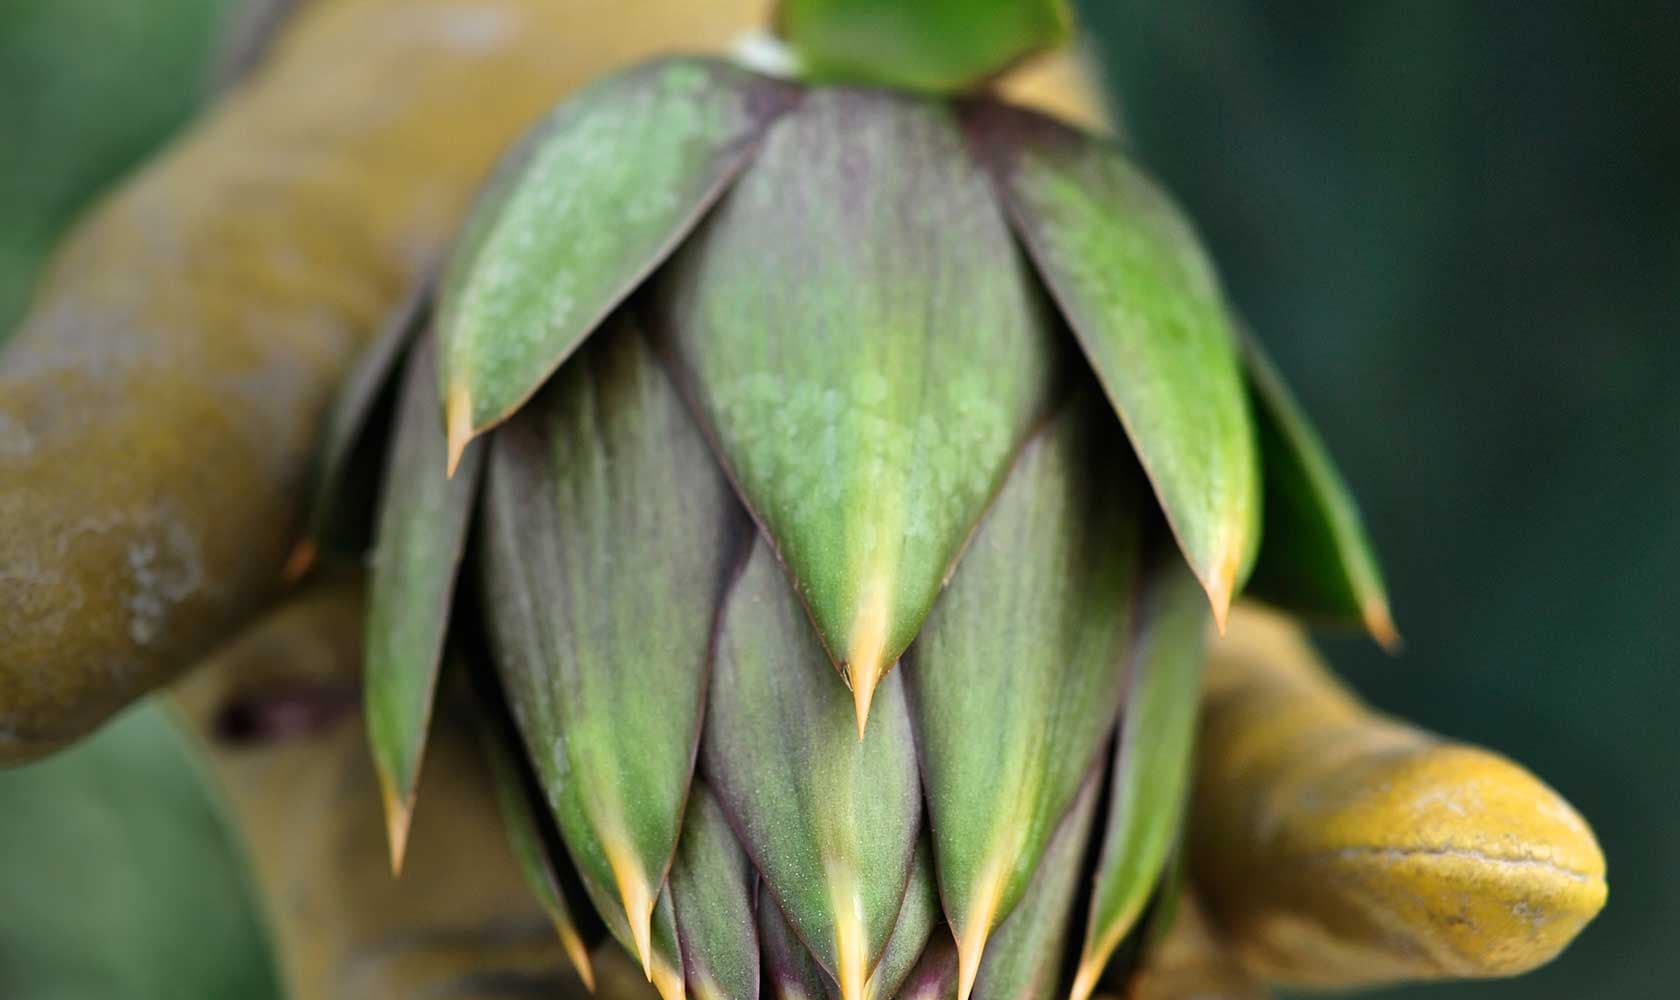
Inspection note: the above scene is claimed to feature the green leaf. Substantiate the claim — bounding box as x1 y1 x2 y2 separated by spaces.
659 87 1063 735
436 57 798 464
972 773 1101 1000
967 100 1260 629
775 0 1072 94
478 315 746 982
0 0 232 337
904 394 1142 1000
669 783 760 1000
0 700 280 1000
305 276 428 550
1071 558 1209 1000
364 332 483 870
478 702 598 992
703 542 922 1000
1242 333 1397 647
865 842 942 1000
760 888 836 1000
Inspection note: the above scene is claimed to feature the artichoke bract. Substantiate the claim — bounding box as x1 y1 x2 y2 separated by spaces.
330 53 1402 1000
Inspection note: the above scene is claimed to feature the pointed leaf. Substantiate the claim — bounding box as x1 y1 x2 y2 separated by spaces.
864 842 942 1000
438 57 799 452
775 0 1072 93
1242 333 1397 646
478 704 597 992
305 274 430 550
1072 559 1209 1000
967 100 1260 626
670 783 761 1000
479 316 747 973
574 871 690 1000
659 88 1063 731
364 333 483 868
903 395 1142 998
704 543 921 1000
972 772 1101 1000
761 890 837 1000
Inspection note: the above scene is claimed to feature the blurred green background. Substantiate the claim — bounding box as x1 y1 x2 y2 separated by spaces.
1 1 1673 997
1082 1 1679 997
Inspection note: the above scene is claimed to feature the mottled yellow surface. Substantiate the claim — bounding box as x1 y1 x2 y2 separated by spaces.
1191 606 1607 987
170 576 604 1000
0 0 773 763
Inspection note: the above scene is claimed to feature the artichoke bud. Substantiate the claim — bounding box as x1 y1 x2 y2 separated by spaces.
322 42 1426 1000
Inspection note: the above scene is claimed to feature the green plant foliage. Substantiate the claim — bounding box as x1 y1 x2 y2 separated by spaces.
0 702 279 1000
0 0 237 339
776 0 1071 93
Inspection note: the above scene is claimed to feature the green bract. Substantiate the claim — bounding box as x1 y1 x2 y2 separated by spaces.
317 55 1391 1000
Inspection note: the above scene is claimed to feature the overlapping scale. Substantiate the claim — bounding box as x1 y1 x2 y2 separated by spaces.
479 316 746 984
658 86 1064 735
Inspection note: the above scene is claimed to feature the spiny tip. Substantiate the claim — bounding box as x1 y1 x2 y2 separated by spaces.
445 385 474 478
834 905 871 1000
850 663 878 743
846 577 893 741
955 927 989 1000
281 539 317 582
380 784 413 877
650 959 688 1000
956 861 1008 1000
1364 597 1403 653
557 922 596 993
1203 546 1242 636
1066 956 1101 1000
611 862 656 983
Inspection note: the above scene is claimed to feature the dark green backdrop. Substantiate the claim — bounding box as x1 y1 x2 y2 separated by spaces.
1082 2 1678 996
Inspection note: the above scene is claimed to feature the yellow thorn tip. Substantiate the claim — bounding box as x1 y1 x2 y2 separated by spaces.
1204 545 1242 636
380 783 413 877
607 847 656 982
1067 955 1102 1000
846 577 893 740
1364 597 1403 653
445 385 473 478
956 862 1007 1000
834 902 871 1000
558 923 596 993
281 539 316 582
650 958 687 1000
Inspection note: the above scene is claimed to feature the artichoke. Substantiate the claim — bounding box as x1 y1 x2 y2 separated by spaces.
323 31 1442 1000
0 1 1608 999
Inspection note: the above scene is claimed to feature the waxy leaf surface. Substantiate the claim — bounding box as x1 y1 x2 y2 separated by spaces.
971 774 1100 1000
480 318 746 977
364 333 482 867
704 543 921 1000
670 784 761 1000
1072 559 1209 1000
438 57 797 452
968 101 1259 625
661 88 1063 732
1242 335 1396 646
905 396 1142 999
